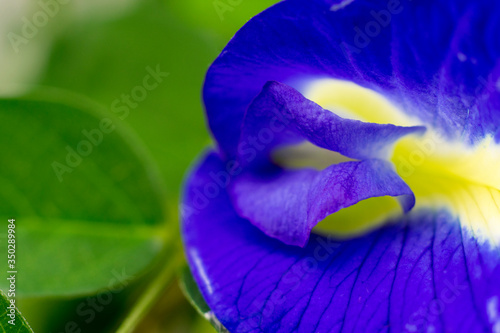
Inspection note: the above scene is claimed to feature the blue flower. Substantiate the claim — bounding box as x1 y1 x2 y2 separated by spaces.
182 0 500 332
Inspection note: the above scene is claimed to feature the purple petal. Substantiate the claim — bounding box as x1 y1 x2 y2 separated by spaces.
237 81 425 167
182 151 500 333
229 159 414 247
204 0 500 157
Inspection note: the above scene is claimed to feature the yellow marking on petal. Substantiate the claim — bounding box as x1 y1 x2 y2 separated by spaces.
301 78 500 248
314 196 400 238
272 141 354 170
392 133 500 248
303 78 417 126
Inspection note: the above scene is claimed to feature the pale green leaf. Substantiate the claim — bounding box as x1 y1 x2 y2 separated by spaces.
179 266 228 333
0 93 168 297
0 290 33 333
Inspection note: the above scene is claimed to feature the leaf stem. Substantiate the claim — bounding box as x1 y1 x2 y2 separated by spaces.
116 241 184 333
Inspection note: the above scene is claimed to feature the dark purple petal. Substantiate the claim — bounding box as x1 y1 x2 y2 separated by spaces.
237 81 425 167
182 151 500 333
229 159 414 247
204 0 500 157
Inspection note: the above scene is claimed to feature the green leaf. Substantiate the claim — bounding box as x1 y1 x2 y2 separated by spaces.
40 1 213 194
168 0 280 43
0 93 168 297
0 290 34 333
179 266 228 333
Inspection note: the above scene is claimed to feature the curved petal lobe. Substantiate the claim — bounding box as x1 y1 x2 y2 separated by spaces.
229 159 414 247
237 81 425 167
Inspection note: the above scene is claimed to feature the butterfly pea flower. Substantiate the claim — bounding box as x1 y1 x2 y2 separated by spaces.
181 0 500 332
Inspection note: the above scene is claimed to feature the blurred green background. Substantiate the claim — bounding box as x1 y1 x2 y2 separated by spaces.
0 0 278 332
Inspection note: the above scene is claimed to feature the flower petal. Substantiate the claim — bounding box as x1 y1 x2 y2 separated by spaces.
204 0 500 156
182 151 500 333
237 81 425 167
229 159 414 247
